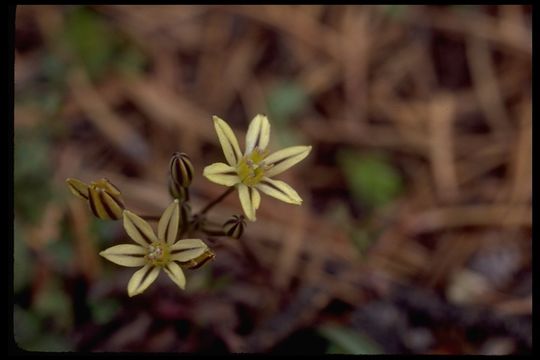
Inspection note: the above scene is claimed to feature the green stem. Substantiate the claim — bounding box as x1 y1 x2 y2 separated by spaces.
202 229 226 236
198 187 235 216
140 215 161 222
237 236 261 269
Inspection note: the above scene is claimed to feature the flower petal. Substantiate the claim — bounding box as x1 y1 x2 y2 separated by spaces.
257 177 303 205
238 184 259 221
123 210 157 247
264 145 312 177
203 162 240 186
245 114 270 154
252 187 261 210
66 178 89 200
127 264 160 297
163 261 186 290
213 115 242 166
88 187 112 220
158 200 180 245
170 238 208 251
95 178 122 197
99 244 147 267
170 238 208 262
99 191 125 220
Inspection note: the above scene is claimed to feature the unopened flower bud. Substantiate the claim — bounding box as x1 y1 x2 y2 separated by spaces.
169 152 194 188
66 177 126 220
223 215 246 239
180 248 215 270
168 177 187 202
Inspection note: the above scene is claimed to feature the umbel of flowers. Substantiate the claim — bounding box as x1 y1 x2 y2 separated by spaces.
66 114 311 297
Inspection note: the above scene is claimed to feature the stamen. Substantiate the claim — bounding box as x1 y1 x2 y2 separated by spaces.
146 242 170 266
237 148 269 186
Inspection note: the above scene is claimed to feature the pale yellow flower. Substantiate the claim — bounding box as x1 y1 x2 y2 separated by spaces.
203 114 311 221
99 199 211 297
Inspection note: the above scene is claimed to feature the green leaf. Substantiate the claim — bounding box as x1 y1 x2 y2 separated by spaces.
14 221 32 293
90 298 120 325
14 306 41 349
63 7 117 80
274 128 305 149
116 45 148 75
209 274 232 292
319 325 383 355
383 5 407 18
14 130 53 224
267 82 308 125
24 334 72 352
338 151 402 209
349 227 373 257
34 279 72 330
46 239 73 269
89 217 119 248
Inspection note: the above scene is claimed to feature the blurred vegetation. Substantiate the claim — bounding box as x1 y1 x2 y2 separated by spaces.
61 6 147 80
338 150 403 209
319 325 382 355
13 5 531 354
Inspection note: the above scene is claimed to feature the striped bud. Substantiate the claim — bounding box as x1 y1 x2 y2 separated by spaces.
169 152 194 188
66 177 90 200
66 177 126 220
223 215 246 239
168 177 187 202
180 248 215 270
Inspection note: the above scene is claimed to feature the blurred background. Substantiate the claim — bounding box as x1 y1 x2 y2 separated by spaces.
14 5 531 354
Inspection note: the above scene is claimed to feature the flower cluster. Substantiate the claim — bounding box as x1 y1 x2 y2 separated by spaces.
67 114 310 297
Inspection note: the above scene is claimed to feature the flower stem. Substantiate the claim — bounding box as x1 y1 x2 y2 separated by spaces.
198 187 235 215
202 229 226 236
140 215 161 222
237 236 262 270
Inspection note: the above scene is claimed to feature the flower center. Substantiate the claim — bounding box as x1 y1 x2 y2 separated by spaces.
146 241 170 267
237 147 269 186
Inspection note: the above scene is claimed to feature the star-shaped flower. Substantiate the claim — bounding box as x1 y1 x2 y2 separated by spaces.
99 199 212 297
203 114 311 221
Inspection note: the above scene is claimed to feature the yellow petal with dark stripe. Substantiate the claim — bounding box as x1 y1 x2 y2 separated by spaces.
163 261 186 290
245 114 270 154
213 116 242 166
123 210 158 247
203 162 240 186
97 178 122 197
100 191 125 220
99 244 147 267
158 200 180 245
66 178 89 200
88 187 110 220
127 264 160 297
264 145 312 177
170 238 208 251
238 184 259 221
257 177 302 205
170 238 209 262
